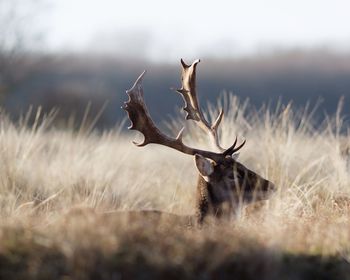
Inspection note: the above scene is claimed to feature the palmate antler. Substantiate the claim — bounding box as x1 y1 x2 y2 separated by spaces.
123 60 245 162
176 59 224 151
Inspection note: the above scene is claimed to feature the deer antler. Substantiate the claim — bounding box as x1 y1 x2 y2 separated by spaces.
175 59 224 151
123 71 232 162
123 62 246 162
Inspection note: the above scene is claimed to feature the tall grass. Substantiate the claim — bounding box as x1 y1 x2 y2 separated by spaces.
0 96 349 279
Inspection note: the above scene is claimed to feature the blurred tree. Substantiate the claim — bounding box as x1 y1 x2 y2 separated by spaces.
0 0 47 99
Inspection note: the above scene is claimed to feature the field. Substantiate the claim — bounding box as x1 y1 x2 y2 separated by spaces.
0 96 350 279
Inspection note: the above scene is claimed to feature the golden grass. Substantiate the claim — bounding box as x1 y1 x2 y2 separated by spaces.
0 96 350 279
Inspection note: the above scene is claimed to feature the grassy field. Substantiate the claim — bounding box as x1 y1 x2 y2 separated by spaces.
0 96 350 279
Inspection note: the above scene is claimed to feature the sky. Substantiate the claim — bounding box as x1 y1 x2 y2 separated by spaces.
44 0 350 61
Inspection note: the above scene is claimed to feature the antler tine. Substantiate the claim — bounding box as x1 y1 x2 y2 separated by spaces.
223 137 246 157
232 139 246 153
175 59 225 152
123 71 224 162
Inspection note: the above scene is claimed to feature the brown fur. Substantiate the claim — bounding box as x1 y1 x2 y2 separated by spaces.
195 156 275 224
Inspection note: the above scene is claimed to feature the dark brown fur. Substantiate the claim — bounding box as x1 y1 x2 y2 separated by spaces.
195 156 275 224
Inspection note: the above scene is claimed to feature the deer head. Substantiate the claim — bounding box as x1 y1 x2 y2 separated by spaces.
123 59 275 224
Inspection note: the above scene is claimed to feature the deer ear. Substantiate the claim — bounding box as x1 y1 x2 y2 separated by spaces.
195 154 214 177
231 153 240 160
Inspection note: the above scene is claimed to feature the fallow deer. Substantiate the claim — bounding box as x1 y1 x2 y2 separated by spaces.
123 59 275 224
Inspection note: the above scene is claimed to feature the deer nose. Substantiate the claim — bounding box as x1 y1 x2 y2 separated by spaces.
262 180 276 193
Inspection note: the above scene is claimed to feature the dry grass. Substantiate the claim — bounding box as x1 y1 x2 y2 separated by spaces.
0 96 350 279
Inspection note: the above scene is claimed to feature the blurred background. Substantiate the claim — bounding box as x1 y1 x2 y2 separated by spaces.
1 0 350 129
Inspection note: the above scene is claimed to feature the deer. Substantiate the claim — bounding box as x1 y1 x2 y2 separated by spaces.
123 59 276 225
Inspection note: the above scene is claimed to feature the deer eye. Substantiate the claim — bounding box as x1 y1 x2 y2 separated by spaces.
229 171 243 180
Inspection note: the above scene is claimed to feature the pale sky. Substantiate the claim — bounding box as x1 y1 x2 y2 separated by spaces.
45 0 350 61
